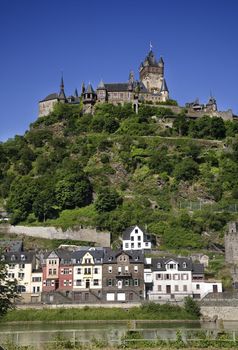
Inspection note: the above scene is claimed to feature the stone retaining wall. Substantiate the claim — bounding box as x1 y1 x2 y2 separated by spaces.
0 224 110 247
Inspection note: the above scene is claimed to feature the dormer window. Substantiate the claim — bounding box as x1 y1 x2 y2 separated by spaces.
135 229 138 233
21 255 25 261
1 255 5 261
157 263 161 268
182 262 187 268
108 257 112 261
11 255 15 261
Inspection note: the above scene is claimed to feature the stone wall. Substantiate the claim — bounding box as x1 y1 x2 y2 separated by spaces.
0 224 110 247
201 292 238 320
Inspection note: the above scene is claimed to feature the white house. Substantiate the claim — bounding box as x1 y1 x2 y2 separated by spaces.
1 251 42 302
122 226 152 251
148 257 222 302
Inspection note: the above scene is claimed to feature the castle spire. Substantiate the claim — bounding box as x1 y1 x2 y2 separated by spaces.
58 74 66 100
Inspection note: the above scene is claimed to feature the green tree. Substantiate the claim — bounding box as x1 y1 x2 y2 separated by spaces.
173 158 199 181
95 187 122 213
173 115 189 136
184 296 201 317
0 259 19 317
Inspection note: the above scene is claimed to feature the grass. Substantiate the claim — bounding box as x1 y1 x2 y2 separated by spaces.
1 304 198 322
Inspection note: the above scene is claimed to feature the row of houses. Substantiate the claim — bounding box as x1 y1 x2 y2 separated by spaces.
0 226 222 304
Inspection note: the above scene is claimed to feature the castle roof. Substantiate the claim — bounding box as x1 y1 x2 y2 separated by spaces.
86 83 95 94
142 50 159 68
40 93 59 102
104 83 129 92
160 78 169 92
97 80 106 90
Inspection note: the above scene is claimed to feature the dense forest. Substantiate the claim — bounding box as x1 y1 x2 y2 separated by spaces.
1 102 238 253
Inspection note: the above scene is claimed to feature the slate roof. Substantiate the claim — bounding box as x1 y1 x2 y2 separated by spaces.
2 251 35 264
122 225 151 242
86 84 95 94
151 257 204 274
0 240 23 252
160 78 169 92
104 83 129 92
72 249 104 264
103 249 144 264
40 93 59 102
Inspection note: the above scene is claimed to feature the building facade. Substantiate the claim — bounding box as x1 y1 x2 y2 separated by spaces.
122 225 152 251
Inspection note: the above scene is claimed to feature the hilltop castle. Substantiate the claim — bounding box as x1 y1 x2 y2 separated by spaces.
39 48 169 117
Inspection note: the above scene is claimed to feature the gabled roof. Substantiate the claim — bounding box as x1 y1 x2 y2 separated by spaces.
86 84 95 94
97 80 106 90
122 225 150 240
72 249 104 263
103 248 144 263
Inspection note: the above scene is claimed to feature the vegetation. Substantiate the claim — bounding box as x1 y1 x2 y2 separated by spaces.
0 257 19 317
1 303 198 322
1 102 238 252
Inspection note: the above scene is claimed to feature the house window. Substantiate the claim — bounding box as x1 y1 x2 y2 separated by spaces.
108 279 113 286
21 255 25 261
8 264 15 269
182 262 187 268
182 274 188 280
64 280 70 286
131 236 134 241
63 268 69 274
174 274 180 280
196 284 200 290
108 266 112 273
135 229 138 233
138 236 141 241
131 243 134 249
157 263 161 268
93 279 99 286
145 242 149 247
168 263 176 269
134 279 139 286
138 243 141 248
8 273 15 278
76 279 82 286
183 285 187 292
85 258 91 264
18 273 25 279
125 243 129 248
32 277 41 282
157 285 162 291
165 274 171 280
84 268 91 275
46 280 51 286
175 285 179 292
125 279 129 286
156 273 162 280
94 268 99 274
134 266 138 273
125 266 129 272
77 268 81 274
118 267 122 274
19 264 25 269
11 255 16 261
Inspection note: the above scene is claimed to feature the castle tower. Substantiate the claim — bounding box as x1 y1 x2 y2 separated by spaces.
96 79 107 102
139 48 164 93
82 83 97 113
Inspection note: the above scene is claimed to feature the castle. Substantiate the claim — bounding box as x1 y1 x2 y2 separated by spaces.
38 48 170 117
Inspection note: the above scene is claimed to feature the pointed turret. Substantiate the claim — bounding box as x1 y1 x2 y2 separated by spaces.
58 76 67 101
97 79 106 90
81 82 85 94
158 57 164 66
160 78 169 92
74 88 79 98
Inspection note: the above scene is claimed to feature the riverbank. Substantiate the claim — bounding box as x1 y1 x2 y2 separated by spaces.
1 303 198 322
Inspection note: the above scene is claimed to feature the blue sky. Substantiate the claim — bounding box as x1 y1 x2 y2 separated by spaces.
0 0 238 141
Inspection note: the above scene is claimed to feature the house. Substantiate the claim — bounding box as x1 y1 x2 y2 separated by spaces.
1 251 42 303
122 225 152 251
102 249 144 302
71 247 104 303
42 250 73 293
148 257 222 302
0 240 23 253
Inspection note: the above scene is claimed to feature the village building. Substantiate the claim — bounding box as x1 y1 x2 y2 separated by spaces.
102 249 144 302
122 225 152 251
148 257 222 302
